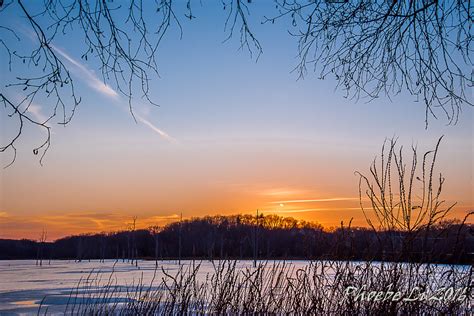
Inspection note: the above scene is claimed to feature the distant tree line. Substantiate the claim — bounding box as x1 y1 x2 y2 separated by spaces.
0 214 472 264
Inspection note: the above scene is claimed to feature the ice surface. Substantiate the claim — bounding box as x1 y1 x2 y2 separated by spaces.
0 260 470 315
0 260 306 314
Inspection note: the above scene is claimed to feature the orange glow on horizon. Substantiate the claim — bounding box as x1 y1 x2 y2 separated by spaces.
1 200 471 241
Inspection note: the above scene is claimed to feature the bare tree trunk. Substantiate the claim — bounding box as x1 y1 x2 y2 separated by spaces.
220 236 224 259
239 240 242 260
253 210 259 268
127 234 130 263
178 212 182 265
150 226 162 268
76 237 82 263
155 236 159 268
116 245 119 263
37 229 47 267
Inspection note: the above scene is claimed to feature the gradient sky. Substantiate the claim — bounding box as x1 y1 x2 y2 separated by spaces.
1 2 473 240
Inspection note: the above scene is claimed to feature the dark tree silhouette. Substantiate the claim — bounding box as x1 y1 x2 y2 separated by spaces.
1 213 472 263
35 228 47 266
1 1 472 165
149 225 162 267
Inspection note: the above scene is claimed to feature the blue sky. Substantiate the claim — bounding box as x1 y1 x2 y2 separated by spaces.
1 1 472 239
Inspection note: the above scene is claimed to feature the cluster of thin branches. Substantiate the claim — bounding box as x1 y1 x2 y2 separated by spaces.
38 260 473 315
356 136 456 233
265 0 473 127
355 136 474 262
0 0 260 166
0 0 167 165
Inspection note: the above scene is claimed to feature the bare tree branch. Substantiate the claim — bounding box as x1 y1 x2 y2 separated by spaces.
1 0 180 166
265 0 473 127
356 136 456 233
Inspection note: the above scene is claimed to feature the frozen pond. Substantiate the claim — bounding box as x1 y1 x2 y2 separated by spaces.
0 260 471 315
0 259 306 314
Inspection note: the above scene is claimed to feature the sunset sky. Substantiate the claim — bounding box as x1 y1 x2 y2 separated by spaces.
1 2 473 240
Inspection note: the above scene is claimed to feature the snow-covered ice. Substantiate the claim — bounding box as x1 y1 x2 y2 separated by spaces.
0 260 307 314
0 260 470 315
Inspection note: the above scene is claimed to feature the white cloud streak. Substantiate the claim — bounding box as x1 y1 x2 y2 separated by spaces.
51 46 176 143
271 197 359 204
136 115 178 143
52 46 119 99
26 103 48 123
272 207 366 214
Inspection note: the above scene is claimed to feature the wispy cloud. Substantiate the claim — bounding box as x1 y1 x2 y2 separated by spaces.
26 103 48 123
271 207 364 214
18 24 175 142
51 46 177 142
19 26 118 99
52 45 119 99
11 95 52 133
136 115 178 143
146 214 180 222
271 197 359 204
260 188 307 197
0 211 181 240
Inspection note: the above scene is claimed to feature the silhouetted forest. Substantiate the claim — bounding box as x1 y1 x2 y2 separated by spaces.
1 214 472 264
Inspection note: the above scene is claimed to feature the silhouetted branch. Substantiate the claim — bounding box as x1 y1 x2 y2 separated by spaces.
356 136 455 232
223 0 262 59
1 0 174 165
264 0 473 127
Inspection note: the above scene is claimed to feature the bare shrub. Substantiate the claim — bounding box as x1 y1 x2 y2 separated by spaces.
38 260 473 315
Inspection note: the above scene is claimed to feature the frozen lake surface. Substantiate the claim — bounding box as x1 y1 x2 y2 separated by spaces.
0 260 471 315
0 259 308 314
